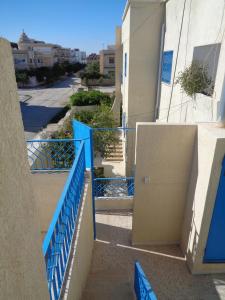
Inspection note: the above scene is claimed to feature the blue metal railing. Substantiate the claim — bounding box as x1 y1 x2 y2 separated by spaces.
42 141 85 300
94 177 134 197
134 261 157 300
26 139 81 171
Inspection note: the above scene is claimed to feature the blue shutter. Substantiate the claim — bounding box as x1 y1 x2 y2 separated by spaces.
161 51 173 84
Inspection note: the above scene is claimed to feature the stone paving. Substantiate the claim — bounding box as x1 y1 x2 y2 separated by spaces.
82 212 225 300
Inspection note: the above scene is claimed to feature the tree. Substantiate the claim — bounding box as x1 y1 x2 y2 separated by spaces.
86 61 100 74
15 71 29 85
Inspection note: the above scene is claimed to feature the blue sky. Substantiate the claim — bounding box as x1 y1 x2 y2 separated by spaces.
0 0 126 54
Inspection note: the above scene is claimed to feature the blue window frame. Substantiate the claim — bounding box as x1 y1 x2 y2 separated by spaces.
124 53 127 77
161 50 173 84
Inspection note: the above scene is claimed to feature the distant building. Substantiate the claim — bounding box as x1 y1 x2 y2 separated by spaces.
87 53 99 64
12 49 29 70
99 45 115 78
70 49 87 64
12 31 72 70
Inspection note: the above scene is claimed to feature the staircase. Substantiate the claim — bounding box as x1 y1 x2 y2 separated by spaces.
105 140 124 162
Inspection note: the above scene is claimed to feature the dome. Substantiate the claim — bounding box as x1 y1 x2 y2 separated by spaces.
18 31 31 44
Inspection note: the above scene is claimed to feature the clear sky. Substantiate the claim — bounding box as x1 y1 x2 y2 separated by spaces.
0 0 127 54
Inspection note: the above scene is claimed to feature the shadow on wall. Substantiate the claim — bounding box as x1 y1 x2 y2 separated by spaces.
217 74 225 122
181 131 199 264
83 212 225 300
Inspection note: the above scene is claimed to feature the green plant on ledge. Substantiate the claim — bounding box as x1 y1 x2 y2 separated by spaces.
70 90 112 106
176 61 212 98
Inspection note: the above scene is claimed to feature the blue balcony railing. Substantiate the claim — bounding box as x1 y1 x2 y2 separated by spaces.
94 177 134 197
134 261 157 300
26 139 82 171
42 141 85 300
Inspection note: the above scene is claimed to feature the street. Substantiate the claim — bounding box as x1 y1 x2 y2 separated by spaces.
19 76 80 140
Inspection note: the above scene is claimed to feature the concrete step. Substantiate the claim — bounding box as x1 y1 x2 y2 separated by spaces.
106 148 123 153
107 154 123 159
108 145 123 149
105 158 124 162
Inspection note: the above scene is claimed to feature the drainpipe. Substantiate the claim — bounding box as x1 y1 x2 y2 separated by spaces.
155 1 169 120
155 22 165 121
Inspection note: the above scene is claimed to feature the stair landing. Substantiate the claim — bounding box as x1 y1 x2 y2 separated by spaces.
82 212 225 300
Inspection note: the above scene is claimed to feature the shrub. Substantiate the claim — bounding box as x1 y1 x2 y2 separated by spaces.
52 105 118 158
70 90 111 106
15 71 29 84
92 105 119 157
176 61 212 98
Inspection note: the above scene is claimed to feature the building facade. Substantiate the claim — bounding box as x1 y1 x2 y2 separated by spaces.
12 31 73 70
158 0 225 124
86 53 100 64
120 0 225 175
99 45 116 78
70 48 87 64
121 0 165 175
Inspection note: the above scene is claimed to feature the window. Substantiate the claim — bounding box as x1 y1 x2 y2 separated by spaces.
193 43 221 96
30 58 32 63
161 51 173 84
124 53 127 77
109 57 115 64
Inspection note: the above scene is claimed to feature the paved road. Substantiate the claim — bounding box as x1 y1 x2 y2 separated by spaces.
19 77 80 140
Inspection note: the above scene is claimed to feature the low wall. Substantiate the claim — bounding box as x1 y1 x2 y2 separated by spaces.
71 105 98 112
95 197 133 211
132 123 197 245
63 177 94 300
81 78 115 86
31 172 68 239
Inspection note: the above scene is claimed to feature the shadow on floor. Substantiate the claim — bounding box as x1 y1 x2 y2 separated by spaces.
82 212 225 300
20 102 64 134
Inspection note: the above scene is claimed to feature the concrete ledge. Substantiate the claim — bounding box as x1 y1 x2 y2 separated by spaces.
95 197 133 211
62 178 94 300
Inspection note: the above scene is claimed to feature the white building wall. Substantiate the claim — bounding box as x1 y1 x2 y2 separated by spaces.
158 0 225 123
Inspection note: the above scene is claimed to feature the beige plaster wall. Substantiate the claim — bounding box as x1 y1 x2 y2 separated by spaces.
0 38 48 299
112 26 123 124
132 123 197 245
122 1 165 175
63 178 94 300
31 172 68 239
181 124 225 274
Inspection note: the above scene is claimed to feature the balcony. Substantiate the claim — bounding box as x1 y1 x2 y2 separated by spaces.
26 121 225 300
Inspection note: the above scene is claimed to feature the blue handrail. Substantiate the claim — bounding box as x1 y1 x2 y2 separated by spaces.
134 261 157 300
27 138 83 143
94 177 134 181
94 177 134 197
42 141 86 300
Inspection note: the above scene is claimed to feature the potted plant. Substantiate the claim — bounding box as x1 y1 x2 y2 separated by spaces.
176 61 212 102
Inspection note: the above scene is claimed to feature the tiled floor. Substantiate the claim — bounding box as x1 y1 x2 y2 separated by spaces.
82 212 225 300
